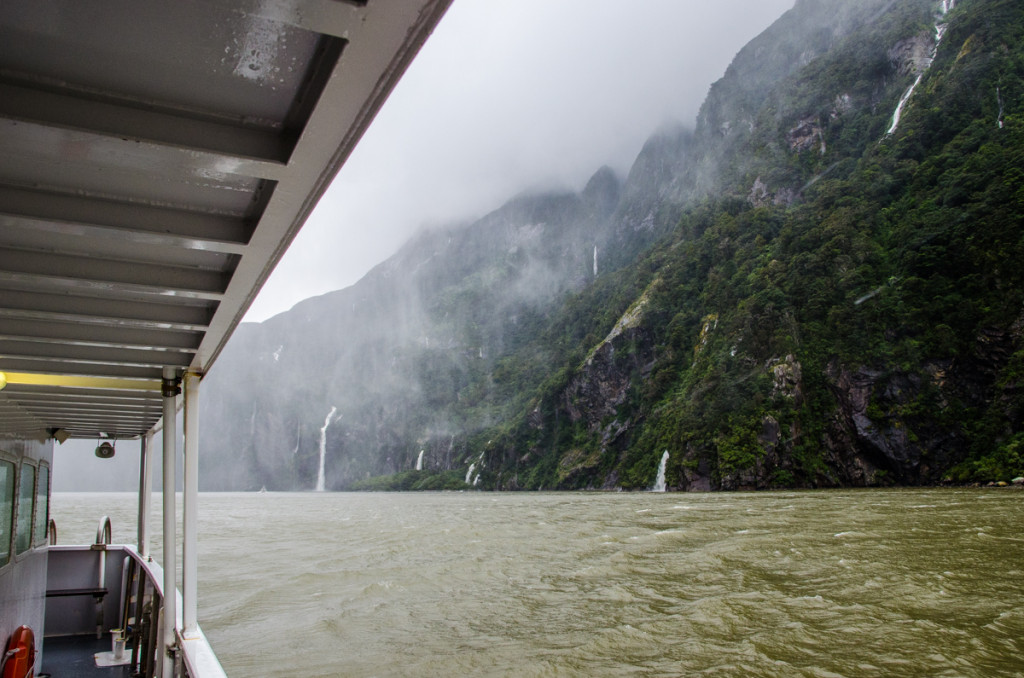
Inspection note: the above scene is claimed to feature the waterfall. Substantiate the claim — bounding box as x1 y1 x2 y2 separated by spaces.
997 86 1005 129
315 406 337 492
465 463 475 485
593 245 598 277
886 74 924 136
416 450 424 471
887 0 955 136
652 450 669 492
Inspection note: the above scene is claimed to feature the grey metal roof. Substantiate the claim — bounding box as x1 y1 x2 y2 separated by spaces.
0 0 451 440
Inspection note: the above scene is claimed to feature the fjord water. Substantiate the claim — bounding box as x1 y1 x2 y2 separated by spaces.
53 490 1023 676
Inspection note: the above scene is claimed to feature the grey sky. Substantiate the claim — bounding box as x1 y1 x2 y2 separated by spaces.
244 0 795 322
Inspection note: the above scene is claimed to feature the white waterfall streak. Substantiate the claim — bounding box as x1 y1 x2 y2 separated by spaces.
416 450 424 471
887 0 955 136
465 463 475 485
593 245 598 277
653 451 669 492
997 86 1005 129
886 74 923 135
316 406 337 492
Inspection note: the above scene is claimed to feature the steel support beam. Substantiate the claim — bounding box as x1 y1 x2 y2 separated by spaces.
0 317 202 351
0 249 230 297
182 372 200 637
160 367 179 677
0 82 291 174
0 185 252 253
0 290 214 330
138 433 154 558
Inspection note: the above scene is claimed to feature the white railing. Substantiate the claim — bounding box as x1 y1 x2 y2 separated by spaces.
47 544 227 678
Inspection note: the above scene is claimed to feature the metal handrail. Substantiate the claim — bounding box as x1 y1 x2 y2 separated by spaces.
48 518 57 545
95 516 112 638
96 515 112 545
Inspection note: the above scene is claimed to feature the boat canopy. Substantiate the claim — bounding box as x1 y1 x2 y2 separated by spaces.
0 0 451 441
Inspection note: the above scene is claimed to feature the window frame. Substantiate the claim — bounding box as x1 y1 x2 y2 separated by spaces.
33 462 50 548
0 457 15 569
14 461 36 557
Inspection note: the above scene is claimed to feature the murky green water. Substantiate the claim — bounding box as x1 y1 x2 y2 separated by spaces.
53 489 1024 677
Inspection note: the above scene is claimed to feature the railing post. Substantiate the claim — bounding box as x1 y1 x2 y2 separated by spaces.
160 367 180 678
138 433 154 558
182 371 200 637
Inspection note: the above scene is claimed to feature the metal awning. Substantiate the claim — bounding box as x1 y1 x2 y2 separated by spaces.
0 0 451 440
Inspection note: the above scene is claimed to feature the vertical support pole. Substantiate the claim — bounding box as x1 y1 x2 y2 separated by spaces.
138 433 154 558
182 371 200 637
160 367 180 678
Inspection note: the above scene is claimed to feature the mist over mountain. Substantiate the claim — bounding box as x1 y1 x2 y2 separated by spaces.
200 0 1024 491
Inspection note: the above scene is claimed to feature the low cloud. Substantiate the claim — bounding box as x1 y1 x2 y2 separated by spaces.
246 0 794 322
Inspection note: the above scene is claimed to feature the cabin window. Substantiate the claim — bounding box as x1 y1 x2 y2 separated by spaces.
15 463 35 555
34 464 50 547
0 460 13 565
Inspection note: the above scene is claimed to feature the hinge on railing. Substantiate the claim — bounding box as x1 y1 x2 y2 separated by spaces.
167 641 182 677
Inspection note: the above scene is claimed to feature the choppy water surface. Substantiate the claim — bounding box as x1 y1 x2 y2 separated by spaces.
53 490 1024 677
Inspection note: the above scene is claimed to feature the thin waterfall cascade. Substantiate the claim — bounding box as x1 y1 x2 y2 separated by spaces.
653 451 669 492
465 463 475 485
593 245 598 277
886 0 955 136
997 86 1005 129
416 450 424 471
886 74 923 135
315 406 337 492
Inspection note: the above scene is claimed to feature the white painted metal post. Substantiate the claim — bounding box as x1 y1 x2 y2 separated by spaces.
182 371 200 636
160 367 179 678
138 433 154 558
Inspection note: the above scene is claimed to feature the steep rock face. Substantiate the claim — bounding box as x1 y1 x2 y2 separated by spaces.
889 33 937 76
825 365 921 484
563 326 656 430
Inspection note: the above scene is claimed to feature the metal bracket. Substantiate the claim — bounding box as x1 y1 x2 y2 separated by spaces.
161 375 181 398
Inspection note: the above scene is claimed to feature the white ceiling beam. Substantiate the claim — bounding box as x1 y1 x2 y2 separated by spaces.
0 185 253 254
0 318 200 351
0 359 165 380
0 291 214 330
0 81 294 165
0 340 194 368
0 250 230 297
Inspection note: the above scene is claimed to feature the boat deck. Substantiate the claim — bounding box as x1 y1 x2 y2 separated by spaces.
41 635 132 678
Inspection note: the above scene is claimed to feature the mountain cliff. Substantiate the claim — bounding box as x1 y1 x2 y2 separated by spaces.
200 0 1024 491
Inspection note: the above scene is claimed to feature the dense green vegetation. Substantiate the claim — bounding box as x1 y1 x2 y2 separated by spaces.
350 470 469 492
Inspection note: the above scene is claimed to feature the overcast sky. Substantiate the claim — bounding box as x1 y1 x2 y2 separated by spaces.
245 0 795 322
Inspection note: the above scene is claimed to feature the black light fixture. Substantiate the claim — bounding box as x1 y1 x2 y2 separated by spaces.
95 441 115 459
